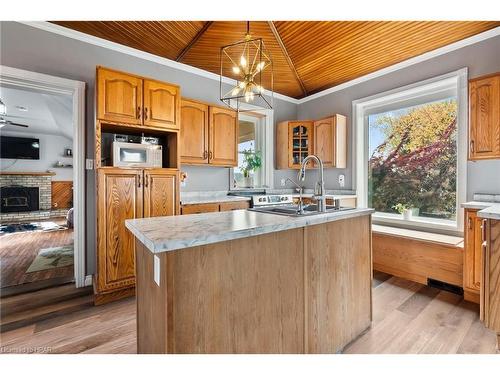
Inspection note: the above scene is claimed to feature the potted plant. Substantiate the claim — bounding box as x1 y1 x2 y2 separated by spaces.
392 203 414 220
241 150 262 188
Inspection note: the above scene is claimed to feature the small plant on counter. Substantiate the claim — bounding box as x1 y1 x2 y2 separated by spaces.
392 203 414 220
241 150 262 178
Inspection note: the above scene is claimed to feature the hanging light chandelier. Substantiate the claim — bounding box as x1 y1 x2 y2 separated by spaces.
220 21 273 111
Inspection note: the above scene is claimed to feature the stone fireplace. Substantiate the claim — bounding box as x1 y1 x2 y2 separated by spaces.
0 172 53 223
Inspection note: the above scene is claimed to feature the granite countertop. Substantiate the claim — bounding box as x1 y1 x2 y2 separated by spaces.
126 207 374 254
461 194 500 220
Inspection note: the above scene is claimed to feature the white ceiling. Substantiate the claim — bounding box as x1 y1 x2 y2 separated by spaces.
0 86 73 139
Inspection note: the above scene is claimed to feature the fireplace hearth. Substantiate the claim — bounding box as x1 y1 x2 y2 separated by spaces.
0 186 40 213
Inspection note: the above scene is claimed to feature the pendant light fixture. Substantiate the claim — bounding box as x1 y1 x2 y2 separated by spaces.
220 21 273 112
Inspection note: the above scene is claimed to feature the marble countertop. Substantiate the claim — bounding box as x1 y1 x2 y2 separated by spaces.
461 193 500 220
126 207 374 254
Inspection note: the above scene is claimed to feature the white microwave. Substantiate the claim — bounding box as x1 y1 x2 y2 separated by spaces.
112 141 162 168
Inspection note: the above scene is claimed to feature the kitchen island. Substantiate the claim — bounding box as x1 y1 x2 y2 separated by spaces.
125 207 374 354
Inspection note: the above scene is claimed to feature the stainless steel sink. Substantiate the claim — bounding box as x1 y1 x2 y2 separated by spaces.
248 204 355 217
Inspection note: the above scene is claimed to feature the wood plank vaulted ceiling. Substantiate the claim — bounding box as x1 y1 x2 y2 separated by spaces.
52 21 500 99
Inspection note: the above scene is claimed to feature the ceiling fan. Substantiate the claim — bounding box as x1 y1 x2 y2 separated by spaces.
0 98 29 128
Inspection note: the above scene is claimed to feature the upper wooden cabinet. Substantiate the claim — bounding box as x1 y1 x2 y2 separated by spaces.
209 106 238 166
276 115 347 169
180 99 209 164
143 79 180 130
464 209 483 303
180 99 238 167
469 73 500 160
313 115 347 168
97 68 143 125
97 67 180 130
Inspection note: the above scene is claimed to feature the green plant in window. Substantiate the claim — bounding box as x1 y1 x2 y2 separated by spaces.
241 149 262 178
392 203 413 214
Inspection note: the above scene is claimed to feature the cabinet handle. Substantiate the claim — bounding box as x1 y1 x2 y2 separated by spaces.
470 140 475 154
144 107 148 120
203 150 208 160
209 151 213 160
481 219 487 242
137 106 141 119
468 217 472 230
137 174 141 188
145 175 148 188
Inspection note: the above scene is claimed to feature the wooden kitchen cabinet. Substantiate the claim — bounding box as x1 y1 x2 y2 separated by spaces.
181 200 250 215
143 79 180 130
143 169 180 218
313 115 347 168
481 219 500 349
464 209 483 303
180 99 237 167
180 99 209 164
95 167 179 304
209 106 238 166
97 67 180 130
219 200 250 211
97 68 143 125
96 168 143 296
469 73 500 160
276 115 347 170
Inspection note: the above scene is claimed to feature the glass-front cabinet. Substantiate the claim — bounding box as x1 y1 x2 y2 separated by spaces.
288 121 313 168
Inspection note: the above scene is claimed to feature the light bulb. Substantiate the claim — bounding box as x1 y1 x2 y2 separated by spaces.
240 55 247 68
239 81 246 89
245 92 250 102
232 87 241 96
232 66 240 75
256 61 266 72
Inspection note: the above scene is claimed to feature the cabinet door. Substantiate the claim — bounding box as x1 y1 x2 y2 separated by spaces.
209 106 238 166
313 117 335 167
464 209 483 292
483 219 500 333
288 121 314 169
96 168 143 293
143 79 180 130
180 99 209 164
219 201 250 211
143 169 179 218
469 75 500 160
97 68 143 125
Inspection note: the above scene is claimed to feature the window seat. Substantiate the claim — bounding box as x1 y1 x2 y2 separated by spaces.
372 225 464 287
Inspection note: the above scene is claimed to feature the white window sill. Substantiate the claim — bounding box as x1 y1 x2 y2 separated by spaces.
372 212 460 235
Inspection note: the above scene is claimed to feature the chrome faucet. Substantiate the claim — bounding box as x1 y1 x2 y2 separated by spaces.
298 155 326 212
285 177 304 215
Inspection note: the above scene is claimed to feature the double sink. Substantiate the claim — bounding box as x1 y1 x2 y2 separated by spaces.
249 204 355 217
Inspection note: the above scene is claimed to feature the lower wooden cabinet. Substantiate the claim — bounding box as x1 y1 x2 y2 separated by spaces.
481 219 500 348
181 200 250 215
95 167 179 303
464 209 483 303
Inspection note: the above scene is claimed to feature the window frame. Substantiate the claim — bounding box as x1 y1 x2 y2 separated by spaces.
228 104 274 190
352 68 468 235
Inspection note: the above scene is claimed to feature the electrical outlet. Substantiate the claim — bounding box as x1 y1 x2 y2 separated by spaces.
85 159 94 170
280 178 286 187
338 174 345 188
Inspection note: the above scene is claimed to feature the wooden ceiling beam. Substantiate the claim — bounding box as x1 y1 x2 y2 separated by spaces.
267 21 308 97
176 21 213 62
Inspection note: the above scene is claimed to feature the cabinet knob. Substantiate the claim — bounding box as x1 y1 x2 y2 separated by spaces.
137 106 141 119
144 107 148 120
203 150 208 160
209 151 213 160
470 140 475 154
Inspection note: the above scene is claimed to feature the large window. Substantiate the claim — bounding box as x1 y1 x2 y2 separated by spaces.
354 69 468 234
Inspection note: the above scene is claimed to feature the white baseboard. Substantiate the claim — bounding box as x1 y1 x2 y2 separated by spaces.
84 275 93 287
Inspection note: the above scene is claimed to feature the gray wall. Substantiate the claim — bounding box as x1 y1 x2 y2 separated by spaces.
297 35 500 198
0 22 297 274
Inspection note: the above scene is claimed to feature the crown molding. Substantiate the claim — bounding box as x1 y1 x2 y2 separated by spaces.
17 22 500 106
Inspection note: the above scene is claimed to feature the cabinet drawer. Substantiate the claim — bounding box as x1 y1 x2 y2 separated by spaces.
181 203 220 215
219 201 250 211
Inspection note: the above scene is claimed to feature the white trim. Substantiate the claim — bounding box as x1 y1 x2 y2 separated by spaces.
84 275 93 287
352 68 468 235
17 22 499 106
18 21 299 105
0 65 87 287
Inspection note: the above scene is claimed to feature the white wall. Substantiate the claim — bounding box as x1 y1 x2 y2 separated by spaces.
0 130 73 181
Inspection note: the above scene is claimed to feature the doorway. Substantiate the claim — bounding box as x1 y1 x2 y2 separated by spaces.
0 66 86 294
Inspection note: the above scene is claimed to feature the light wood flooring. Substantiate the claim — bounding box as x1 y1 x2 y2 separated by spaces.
0 218 74 289
0 272 498 354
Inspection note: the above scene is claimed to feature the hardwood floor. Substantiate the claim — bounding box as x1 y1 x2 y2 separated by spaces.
0 272 498 354
0 218 74 289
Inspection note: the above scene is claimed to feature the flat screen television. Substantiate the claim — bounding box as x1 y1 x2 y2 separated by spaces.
0 136 40 160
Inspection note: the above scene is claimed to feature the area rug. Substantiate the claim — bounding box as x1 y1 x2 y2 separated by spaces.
26 245 74 273
0 221 67 235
